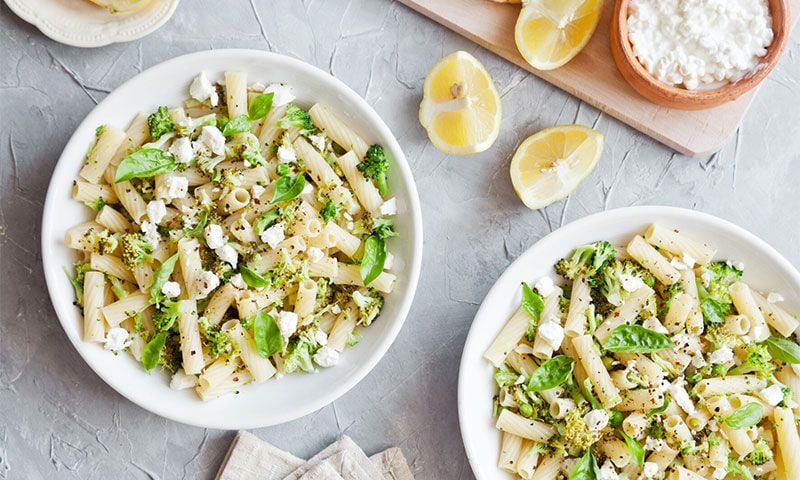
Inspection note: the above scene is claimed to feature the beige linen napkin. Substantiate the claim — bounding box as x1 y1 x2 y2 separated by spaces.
216 431 303 480
370 448 415 480
284 436 384 480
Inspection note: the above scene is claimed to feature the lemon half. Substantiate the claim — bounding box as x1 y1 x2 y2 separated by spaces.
87 0 153 13
515 0 604 70
419 51 502 155
510 125 603 210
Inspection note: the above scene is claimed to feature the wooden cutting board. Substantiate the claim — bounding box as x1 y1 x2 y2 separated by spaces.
397 0 800 157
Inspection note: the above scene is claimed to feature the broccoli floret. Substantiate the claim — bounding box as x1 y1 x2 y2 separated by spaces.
352 289 384 326
283 338 315 374
562 409 603 452
231 132 265 167
494 365 520 389
147 106 175 138
320 199 338 223
697 261 743 325
85 196 106 212
748 439 773 466
120 233 154 268
658 282 685 317
174 113 216 138
195 144 226 180
645 419 665 439
152 302 180 332
357 145 389 196
700 261 744 286
594 259 655 307
729 343 775 378
64 262 92 306
277 104 314 135
590 287 615 317
554 241 616 281
199 317 233 359
158 332 183 373
372 218 397 240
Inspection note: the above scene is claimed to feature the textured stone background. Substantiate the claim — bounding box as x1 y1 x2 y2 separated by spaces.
1 1 799 478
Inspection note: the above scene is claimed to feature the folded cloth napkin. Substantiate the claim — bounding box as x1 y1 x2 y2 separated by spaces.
216 431 415 480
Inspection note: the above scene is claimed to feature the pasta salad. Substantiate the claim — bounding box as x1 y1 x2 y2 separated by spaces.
64 70 399 400
485 225 800 480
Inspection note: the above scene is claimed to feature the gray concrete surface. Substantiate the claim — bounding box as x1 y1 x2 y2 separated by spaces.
1 1 799 478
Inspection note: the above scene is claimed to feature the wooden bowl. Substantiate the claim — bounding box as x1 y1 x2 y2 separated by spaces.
610 0 790 110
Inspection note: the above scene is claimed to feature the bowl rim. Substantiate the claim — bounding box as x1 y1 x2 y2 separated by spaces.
40 48 424 429
611 0 790 105
457 205 800 479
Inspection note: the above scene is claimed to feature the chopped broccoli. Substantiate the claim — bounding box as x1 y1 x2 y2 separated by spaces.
357 145 389 196
158 332 183 373
174 113 216 138
232 133 265 167
283 338 315 374
195 143 226 179
372 218 397 240
562 409 603 452
594 259 655 307
277 104 315 135
85 196 106 212
697 261 742 325
494 365 520 389
659 282 685 316
120 233 154 268
152 302 180 332
554 241 616 281
64 262 92 306
748 438 773 466
346 330 361 347
320 199 338 224
147 106 175 138
199 317 233 359
80 228 118 255
352 289 384 326
645 419 665 439
729 343 775 378
700 261 744 287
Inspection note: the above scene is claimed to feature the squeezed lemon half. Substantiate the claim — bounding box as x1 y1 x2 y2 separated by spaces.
87 0 153 13
514 0 604 70
510 125 603 210
419 51 502 155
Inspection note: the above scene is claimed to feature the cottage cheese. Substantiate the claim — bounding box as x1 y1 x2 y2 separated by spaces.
627 0 773 90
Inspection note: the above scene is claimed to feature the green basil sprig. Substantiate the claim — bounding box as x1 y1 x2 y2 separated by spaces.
149 254 179 305
521 283 545 341
620 432 644 467
183 210 209 238
271 174 307 204
569 448 599 480
253 310 282 358
114 148 178 183
222 114 251 136
141 332 167 371
603 325 674 353
764 336 800 364
248 93 274 120
360 236 387 285
240 265 269 290
527 355 574 392
724 402 763 429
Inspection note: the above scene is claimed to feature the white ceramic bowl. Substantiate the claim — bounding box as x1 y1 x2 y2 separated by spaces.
41 49 423 429
4 0 180 48
458 206 800 479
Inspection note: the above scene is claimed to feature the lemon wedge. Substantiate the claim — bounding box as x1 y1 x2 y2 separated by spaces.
419 51 502 155
87 0 153 13
510 125 603 210
514 0 604 70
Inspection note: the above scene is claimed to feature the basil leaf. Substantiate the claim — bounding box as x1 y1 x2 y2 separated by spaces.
271 174 307 204
253 310 282 358
114 148 178 183
521 283 545 341
253 210 281 236
724 402 763 429
647 393 670 418
240 265 268 289
764 336 800 364
527 355 574 392
149 254 179 305
360 236 387 286
183 210 209 238
141 331 167 371
569 448 599 480
248 92 274 120
621 432 644 467
222 114 251 136
603 325 674 353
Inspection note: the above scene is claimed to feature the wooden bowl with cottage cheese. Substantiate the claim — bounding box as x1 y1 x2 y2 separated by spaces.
611 0 789 110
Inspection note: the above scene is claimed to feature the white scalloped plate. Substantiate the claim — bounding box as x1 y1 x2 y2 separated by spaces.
5 0 179 47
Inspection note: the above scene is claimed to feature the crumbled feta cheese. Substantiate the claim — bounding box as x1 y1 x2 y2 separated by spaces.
751 324 770 342
141 221 160 247
670 377 695 415
251 184 266 199
312 346 339 367
726 260 745 271
682 252 697 268
708 347 733 365
200 125 226 155
670 258 689 270
229 273 246 290
164 174 189 200
146 199 167 225
619 273 644 292
196 270 220 299
264 83 295 107
352 290 370 309
712 467 728 480
384 252 394 270
161 281 181 298
644 437 664 452
276 145 296 163
598 459 618 480
308 133 327 151
204 224 225 250
260 222 285 249
249 82 266 92
537 320 564 350
277 311 298 341
642 462 658 478
215 244 238 267
307 247 324 263
380 197 397 216
642 316 668 334
584 409 609 431
169 369 198 390
301 182 313 195
189 72 218 106
691 352 707 369
534 276 555 297
331 304 342 315
759 384 785 406
767 292 785 304
315 330 328 346
169 136 193 164
104 327 132 352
